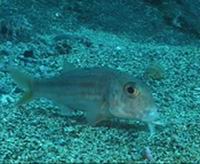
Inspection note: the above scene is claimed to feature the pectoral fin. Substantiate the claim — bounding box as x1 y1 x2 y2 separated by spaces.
57 105 74 116
86 110 98 125
85 110 108 125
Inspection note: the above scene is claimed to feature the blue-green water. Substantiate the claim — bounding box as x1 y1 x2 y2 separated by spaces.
0 0 200 163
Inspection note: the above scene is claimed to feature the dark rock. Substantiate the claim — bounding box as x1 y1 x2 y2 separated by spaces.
23 50 34 58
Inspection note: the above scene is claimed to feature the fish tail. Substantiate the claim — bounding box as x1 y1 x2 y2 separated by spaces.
9 67 34 106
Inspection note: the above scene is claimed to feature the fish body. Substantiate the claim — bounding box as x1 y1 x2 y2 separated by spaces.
9 64 159 134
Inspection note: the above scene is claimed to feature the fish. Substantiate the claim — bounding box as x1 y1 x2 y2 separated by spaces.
9 63 159 135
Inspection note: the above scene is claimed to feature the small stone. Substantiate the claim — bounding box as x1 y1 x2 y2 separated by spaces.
23 50 34 58
145 63 165 80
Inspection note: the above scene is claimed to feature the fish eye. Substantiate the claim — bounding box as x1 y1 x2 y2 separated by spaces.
124 82 140 97
127 86 134 94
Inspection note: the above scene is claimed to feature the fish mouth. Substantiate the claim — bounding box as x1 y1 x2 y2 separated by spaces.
142 107 159 123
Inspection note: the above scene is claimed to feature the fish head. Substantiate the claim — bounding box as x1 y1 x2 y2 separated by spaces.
108 73 159 125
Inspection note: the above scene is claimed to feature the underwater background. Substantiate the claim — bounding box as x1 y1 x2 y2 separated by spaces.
0 0 200 163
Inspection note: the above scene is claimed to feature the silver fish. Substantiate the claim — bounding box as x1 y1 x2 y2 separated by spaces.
9 63 159 135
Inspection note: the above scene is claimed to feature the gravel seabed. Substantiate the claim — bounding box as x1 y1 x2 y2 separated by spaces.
0 28 200 163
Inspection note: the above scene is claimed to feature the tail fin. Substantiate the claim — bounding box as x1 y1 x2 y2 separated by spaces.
9 67 34 106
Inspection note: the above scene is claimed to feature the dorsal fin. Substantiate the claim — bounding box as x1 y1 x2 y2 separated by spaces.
63 62 76 72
